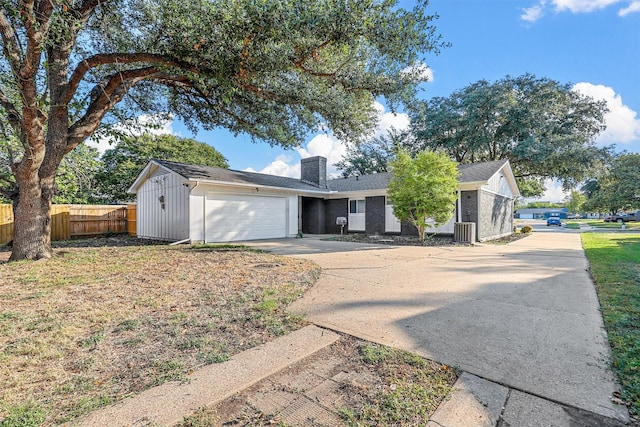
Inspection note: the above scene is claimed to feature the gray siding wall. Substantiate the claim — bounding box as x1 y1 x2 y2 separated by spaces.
365 196 385 235
137 171 189 241
301 197 325 234
479 191 514 241
324 199 349 234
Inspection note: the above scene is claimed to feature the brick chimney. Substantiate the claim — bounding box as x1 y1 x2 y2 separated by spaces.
300 156 327 188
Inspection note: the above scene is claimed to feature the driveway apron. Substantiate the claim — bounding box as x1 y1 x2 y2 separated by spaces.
247 233 626 421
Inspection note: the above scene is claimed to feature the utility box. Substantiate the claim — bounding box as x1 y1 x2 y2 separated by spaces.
454 222 476 244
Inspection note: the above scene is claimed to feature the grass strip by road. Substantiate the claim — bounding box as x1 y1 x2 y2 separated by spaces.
580 219 640 230
582 233 640 418
0 240 319 426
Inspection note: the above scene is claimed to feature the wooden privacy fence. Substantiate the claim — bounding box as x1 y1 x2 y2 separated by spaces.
0 204 137 245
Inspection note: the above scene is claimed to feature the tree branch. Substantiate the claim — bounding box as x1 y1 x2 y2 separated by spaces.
0 89 20 131
0 10 23 78
19 0 52 81
163 75 259 131
72 0 109 20
67 66 161 148
64 53 200 104
35 0 54 27
292 40 342 82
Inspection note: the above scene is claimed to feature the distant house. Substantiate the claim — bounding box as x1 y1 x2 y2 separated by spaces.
515 208 568 220
128 156 520 243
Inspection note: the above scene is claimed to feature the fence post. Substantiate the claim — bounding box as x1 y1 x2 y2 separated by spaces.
0 204 13 244
127 204 137 237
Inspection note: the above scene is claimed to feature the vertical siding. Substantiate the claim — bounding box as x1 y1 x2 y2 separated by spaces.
189 185 205 243
136 171 189 241
287 195 298 237
486 171 514 198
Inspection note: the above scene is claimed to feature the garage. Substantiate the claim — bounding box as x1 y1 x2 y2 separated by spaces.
205 193 288 242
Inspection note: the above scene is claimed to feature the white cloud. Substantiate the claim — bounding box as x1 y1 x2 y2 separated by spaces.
541 179 568 202
552 0 620 13
521 0 640 20
87 114 177 155
619 0 640 15
402 63 434 82
521 2 546 22
573 82 640 145
245 154 300 178
254 103 410 179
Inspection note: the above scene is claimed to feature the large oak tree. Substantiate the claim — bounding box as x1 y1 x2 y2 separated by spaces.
0 0 446 260
582 153 640 214
409 74 610 196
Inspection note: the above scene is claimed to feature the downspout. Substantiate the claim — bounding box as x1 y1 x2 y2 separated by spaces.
456 189 461 222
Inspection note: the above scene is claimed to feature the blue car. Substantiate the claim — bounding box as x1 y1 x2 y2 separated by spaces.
547 217 562 226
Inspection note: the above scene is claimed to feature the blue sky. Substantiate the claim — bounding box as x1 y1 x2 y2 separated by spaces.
99 0 640 202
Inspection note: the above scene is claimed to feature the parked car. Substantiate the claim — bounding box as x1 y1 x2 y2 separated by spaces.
604 213 636 223
547 216 562 226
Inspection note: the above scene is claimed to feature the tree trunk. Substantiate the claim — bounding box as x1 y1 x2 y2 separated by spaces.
9 178 54 261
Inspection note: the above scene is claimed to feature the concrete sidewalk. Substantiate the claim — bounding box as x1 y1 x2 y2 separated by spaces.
249 232 630 424
75 326 340 426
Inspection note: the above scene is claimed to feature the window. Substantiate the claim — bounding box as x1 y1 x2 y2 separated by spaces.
349 199 365 214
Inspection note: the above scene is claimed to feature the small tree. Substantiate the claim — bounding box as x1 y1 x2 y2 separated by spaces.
564 190 586 216
388 149 458 239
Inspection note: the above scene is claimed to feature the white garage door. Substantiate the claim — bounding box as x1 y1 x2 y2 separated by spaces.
205 194 287 242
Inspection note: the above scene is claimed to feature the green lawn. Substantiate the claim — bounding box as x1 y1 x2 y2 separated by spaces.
581 233 640 418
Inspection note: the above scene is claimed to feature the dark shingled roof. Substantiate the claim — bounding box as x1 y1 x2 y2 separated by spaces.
153 158 510 193
154 160 324 192
458 159 509 183
327 172 392 192
326 159 509 192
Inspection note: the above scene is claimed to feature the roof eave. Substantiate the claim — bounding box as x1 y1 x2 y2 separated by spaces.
500 160 521 198
184 178 335 195
127 160 177 194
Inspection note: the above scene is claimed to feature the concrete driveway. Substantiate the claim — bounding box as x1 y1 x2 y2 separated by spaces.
247 232 628 423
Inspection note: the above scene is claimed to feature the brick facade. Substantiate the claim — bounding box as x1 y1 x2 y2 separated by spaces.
365 196 386 235
323 199 349 234
301 197 325 234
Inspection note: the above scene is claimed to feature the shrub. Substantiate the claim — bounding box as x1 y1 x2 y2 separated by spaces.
521 225 533 234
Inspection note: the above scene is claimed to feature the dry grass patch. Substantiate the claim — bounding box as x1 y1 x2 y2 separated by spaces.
0 242 319 426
